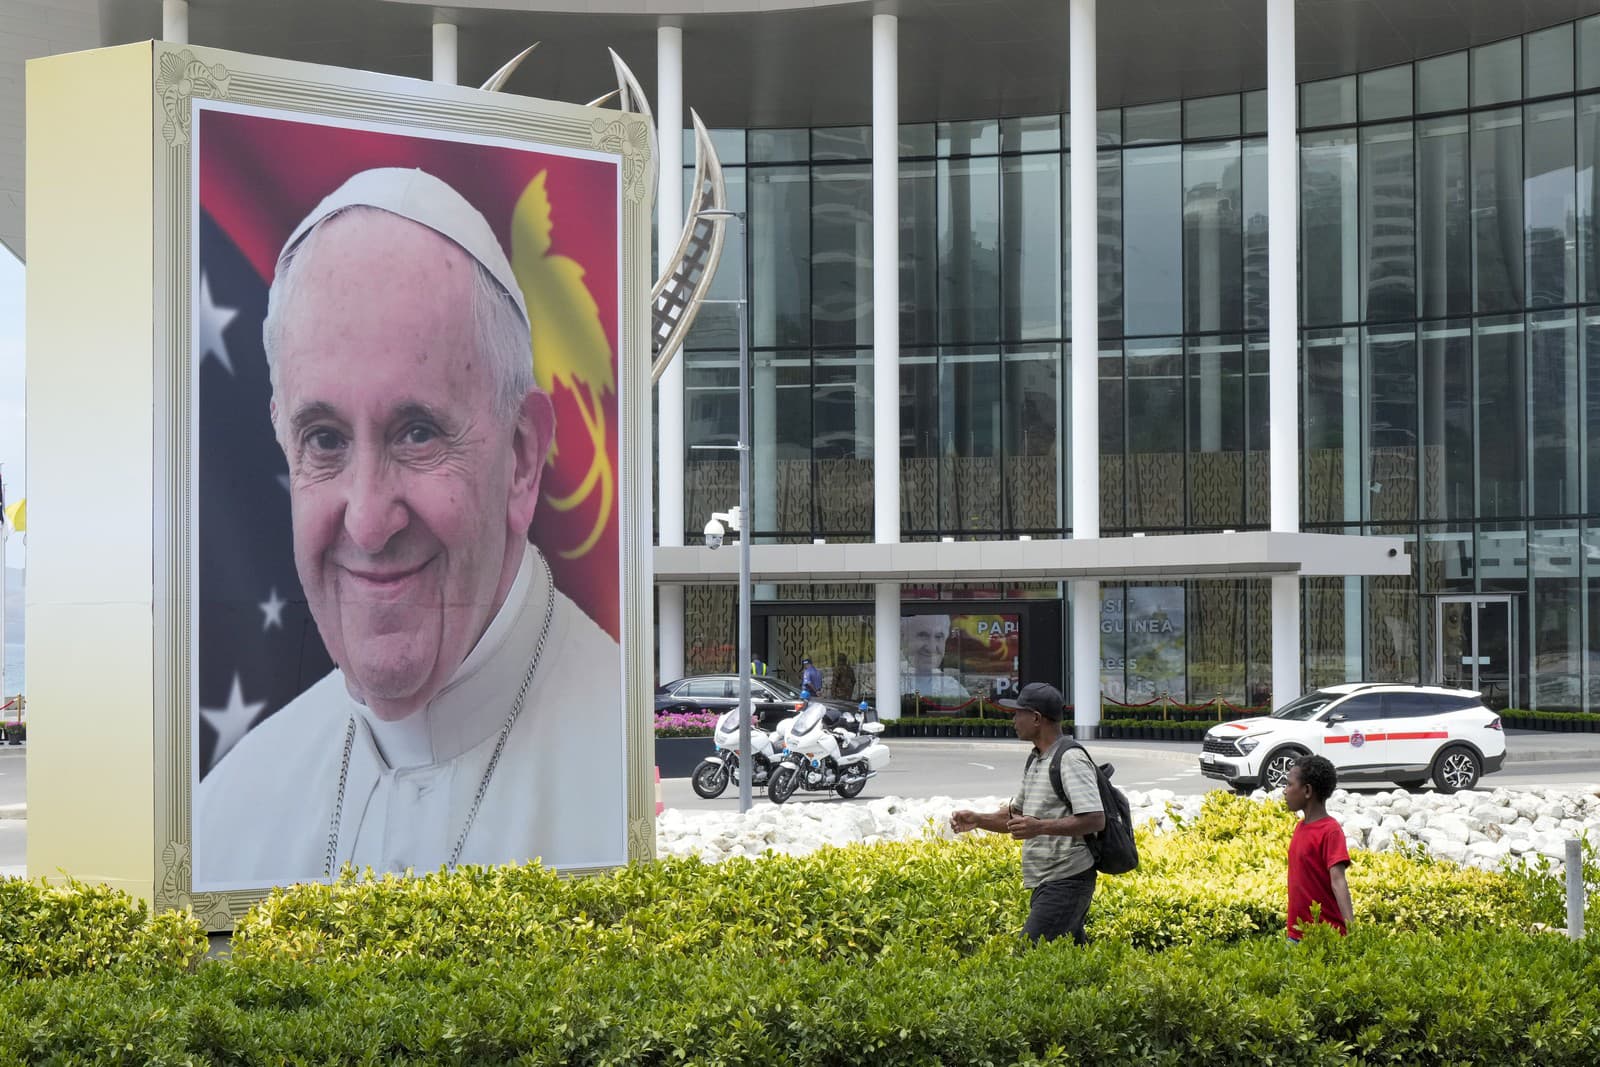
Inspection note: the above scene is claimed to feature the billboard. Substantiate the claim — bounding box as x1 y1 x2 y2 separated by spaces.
902 612 1021 707
189 102 629 890
1100 586 1187 703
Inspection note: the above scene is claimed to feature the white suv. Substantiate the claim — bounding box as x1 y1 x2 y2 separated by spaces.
1200 684 1506 794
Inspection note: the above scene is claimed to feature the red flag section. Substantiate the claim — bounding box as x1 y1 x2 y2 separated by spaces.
197 107 623 640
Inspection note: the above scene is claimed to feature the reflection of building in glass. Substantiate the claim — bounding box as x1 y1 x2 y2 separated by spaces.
664 15 1600 712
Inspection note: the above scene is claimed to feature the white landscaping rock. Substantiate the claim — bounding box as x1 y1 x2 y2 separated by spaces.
654 786 1599 876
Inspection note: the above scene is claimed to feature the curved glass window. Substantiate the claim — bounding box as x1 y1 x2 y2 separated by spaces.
664 14 1600 710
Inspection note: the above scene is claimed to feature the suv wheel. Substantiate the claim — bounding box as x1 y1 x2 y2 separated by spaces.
1431 745 1481 794
1260 748 1306 792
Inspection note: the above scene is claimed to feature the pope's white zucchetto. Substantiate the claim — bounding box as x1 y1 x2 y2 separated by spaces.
277 167 529 327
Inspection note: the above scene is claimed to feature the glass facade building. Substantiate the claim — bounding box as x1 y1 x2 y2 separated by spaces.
674 16 1600 712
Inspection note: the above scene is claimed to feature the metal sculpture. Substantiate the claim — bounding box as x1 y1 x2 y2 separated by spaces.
649 110 725 382
479 46 728 382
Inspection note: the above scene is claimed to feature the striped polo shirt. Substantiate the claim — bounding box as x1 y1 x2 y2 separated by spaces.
1011 738 1104 888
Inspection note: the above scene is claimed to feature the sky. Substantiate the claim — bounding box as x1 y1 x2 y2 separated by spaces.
0 246 23 569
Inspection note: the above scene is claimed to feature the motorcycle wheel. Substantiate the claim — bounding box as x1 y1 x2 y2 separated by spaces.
768 764 801 805
690 759 730 800
835 768 867 799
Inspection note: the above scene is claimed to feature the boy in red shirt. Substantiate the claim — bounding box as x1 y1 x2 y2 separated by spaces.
1283 754 1354 941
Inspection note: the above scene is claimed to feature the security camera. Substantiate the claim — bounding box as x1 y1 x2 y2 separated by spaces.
704 518 725 550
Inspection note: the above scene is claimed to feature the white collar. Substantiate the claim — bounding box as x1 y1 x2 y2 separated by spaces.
354 544 545 768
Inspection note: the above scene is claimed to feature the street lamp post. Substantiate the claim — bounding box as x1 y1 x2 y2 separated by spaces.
694 208 753 812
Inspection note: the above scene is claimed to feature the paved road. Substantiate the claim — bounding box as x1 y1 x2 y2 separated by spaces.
0 747 21 809
661 735 1600 811
663 738 1206 811
1 748 25 872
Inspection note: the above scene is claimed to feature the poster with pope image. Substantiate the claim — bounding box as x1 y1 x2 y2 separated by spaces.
188 101 628 890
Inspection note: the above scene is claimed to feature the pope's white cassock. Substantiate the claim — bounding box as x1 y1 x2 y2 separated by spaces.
194 544 625 888
901 669 970 701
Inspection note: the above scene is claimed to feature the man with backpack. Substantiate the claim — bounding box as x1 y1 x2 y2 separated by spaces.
951 682 1126 945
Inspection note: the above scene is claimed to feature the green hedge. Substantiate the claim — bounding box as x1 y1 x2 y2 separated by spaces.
886 713 1251 739
0 876 206 980
883 716 1027 737
228 793 1544 965
1098 718 1213 739
3 793 1595 1063
2 930 1599 1064
1500 709 1600 731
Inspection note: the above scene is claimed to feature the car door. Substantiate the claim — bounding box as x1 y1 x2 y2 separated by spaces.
1381 692 1451 771
751 682 791 723
1319 693 1389 773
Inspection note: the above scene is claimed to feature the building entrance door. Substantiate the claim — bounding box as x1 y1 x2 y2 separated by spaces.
1434 596 1515 711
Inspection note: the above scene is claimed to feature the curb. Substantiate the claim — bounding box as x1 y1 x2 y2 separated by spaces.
891 737 1198 766
1504 748 1600 765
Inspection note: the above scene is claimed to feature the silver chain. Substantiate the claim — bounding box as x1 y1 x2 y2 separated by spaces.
323 717 358 879
323 555 556 878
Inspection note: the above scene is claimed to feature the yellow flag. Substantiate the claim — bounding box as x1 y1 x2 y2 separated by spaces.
5 498 24 532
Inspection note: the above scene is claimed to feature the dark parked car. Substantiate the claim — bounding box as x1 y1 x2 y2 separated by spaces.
656 674 867 730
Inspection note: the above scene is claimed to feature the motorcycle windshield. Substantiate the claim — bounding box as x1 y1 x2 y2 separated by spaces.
792 704 827 736
716 708 745 733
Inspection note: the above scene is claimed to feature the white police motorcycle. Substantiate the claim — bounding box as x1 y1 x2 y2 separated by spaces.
690 706 782 799
767 700 891 804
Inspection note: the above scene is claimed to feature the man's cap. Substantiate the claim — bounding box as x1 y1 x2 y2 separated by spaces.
277 167 528 327
998 682 1065 721
801 657 812 664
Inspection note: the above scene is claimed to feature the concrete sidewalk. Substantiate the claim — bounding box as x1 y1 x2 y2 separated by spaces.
1501 728 1600 764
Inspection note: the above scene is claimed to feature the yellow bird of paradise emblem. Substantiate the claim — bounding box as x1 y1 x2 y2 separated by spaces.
510 171 616 560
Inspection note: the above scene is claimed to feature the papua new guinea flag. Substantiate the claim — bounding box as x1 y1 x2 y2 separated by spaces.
194 104 622 777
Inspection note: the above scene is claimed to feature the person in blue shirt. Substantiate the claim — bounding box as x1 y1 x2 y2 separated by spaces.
800 657 823 694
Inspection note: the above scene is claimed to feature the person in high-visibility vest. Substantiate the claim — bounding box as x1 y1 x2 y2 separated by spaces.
750 657 769 677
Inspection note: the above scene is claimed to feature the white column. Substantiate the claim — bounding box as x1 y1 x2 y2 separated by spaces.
162 0 188 43
1069 0 1101 738
432 23 458 85
875 583 901 719
872 14 902 716
657 26 687 683
1268 0 1302 708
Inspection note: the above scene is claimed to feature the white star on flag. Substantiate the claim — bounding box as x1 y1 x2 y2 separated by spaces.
259 587 287 632
198 271 240 375
199 674 267 768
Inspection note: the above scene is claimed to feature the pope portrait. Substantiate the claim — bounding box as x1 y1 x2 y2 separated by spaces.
193 168 626 888
900 613 971 702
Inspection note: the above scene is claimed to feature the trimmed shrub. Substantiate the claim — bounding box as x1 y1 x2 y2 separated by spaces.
0 877 207 980
233 793 1542 964
2 930 1600 1064
0 793 1593 1063
1499 708 1600 731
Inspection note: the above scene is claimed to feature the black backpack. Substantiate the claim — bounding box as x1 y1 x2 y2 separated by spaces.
1030 738 1140 875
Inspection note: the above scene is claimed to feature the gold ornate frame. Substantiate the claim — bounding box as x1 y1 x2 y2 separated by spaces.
145 44 654 927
